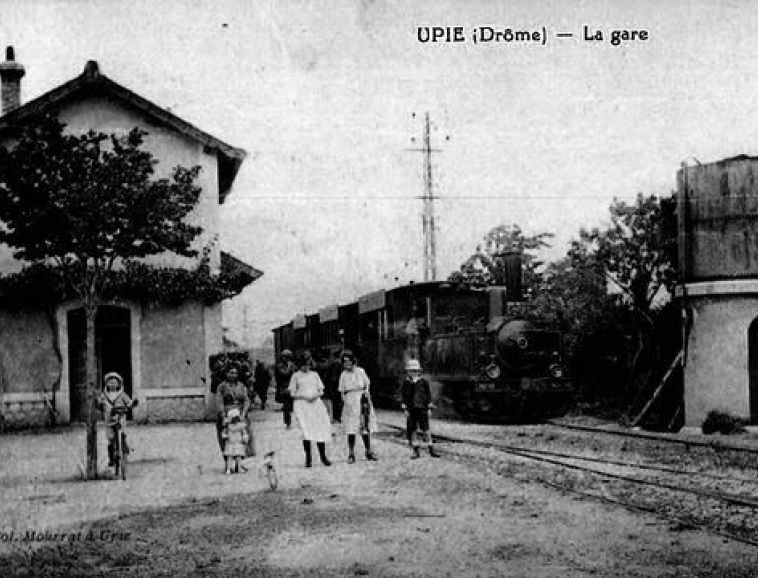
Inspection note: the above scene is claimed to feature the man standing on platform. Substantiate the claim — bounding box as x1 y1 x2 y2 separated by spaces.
274 350 295 428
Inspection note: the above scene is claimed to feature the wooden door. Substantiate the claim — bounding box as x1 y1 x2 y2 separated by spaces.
749 317 758 424
67 306 132 422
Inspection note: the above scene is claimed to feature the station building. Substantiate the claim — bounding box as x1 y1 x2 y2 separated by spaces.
0 48 261 427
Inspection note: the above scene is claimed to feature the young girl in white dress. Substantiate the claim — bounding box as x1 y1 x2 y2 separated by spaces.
289 350 332 467
338 350 378 463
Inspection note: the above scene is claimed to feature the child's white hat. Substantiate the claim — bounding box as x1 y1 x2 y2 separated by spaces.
405 359 422 372
103 372 123 387
227 408 241 420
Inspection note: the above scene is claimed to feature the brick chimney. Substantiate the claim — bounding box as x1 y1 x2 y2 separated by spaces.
0 46 25 115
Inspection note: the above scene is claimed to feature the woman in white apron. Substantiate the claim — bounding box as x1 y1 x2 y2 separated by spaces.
289 350 332 467
339 350 378 463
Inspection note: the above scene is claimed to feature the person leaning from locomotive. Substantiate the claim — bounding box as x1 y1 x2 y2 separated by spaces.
275 349 296 428
401 359 440 459
97 372 134 467
215 362 253 467
338 350 379 463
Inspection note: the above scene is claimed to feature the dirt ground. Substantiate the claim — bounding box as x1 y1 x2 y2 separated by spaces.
1 409 757 576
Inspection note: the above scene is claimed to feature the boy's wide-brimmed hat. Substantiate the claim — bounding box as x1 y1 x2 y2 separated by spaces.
227 408 240 420
405 359 422 372
281 349 293 358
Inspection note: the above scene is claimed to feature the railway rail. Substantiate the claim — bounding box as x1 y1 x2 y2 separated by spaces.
546 420 758 455
378 421 758 548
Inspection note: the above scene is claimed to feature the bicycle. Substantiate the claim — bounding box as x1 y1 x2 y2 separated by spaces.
262 450 278 490
109 400 137 480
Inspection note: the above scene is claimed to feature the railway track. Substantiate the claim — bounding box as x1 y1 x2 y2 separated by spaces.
546 420 758 455
378 421 758 548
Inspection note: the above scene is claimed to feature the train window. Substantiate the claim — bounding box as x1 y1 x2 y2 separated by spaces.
321 321 338 346
360 313 378 342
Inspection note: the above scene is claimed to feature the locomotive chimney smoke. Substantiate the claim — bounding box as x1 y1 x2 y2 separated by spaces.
0 45 25 115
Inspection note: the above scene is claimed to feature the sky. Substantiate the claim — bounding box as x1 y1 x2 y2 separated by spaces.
1 0 757 347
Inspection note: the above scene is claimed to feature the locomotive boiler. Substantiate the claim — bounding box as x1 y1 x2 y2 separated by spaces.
453 317 569 420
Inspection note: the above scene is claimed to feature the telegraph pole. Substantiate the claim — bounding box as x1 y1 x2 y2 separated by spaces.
410 112 443 282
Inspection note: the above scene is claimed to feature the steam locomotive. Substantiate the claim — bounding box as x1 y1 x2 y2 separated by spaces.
272 280 573 422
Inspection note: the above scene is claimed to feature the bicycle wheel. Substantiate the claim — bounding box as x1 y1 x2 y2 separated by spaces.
120 432 127 481
111 437 120 478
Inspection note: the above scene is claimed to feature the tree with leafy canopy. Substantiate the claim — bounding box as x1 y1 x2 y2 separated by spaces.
528 239 610 336
0 116 203 479
579 193 677 320
576 194 678 369
448 223 554 292
559 193 679 413
528 238 635 400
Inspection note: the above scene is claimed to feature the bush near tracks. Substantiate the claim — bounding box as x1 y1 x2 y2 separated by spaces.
701 410 746 435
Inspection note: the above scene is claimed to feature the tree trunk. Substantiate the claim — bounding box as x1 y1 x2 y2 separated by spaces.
85 303 98 479
0 355 6 434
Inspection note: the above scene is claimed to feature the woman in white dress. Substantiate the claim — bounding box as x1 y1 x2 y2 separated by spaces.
339 350 378 463
288 350 332 467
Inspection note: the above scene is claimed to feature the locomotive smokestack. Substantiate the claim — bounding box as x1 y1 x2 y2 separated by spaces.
487 287 507 331
498 251 523 301
487 252 524 329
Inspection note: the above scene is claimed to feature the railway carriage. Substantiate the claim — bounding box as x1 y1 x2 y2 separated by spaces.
273 281 573 422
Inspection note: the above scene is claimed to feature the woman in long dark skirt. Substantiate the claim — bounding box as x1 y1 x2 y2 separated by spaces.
215 363 252 468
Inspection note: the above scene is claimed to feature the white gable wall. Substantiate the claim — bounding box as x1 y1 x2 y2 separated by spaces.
57 95 221 271
0 94 226 425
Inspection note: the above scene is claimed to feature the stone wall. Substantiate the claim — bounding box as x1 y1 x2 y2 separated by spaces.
1 396 50 429
140 301 207 390
0 309 60 395
145 395 205 423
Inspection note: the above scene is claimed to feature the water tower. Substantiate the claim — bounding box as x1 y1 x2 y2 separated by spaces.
677 155 758 426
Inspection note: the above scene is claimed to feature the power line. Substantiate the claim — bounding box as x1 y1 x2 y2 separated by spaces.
223 194 619 201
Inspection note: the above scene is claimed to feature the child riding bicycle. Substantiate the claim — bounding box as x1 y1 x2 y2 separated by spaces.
98 372 134 467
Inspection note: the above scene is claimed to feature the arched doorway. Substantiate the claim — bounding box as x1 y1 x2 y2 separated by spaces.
67 306 132 422
748 317 758 424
